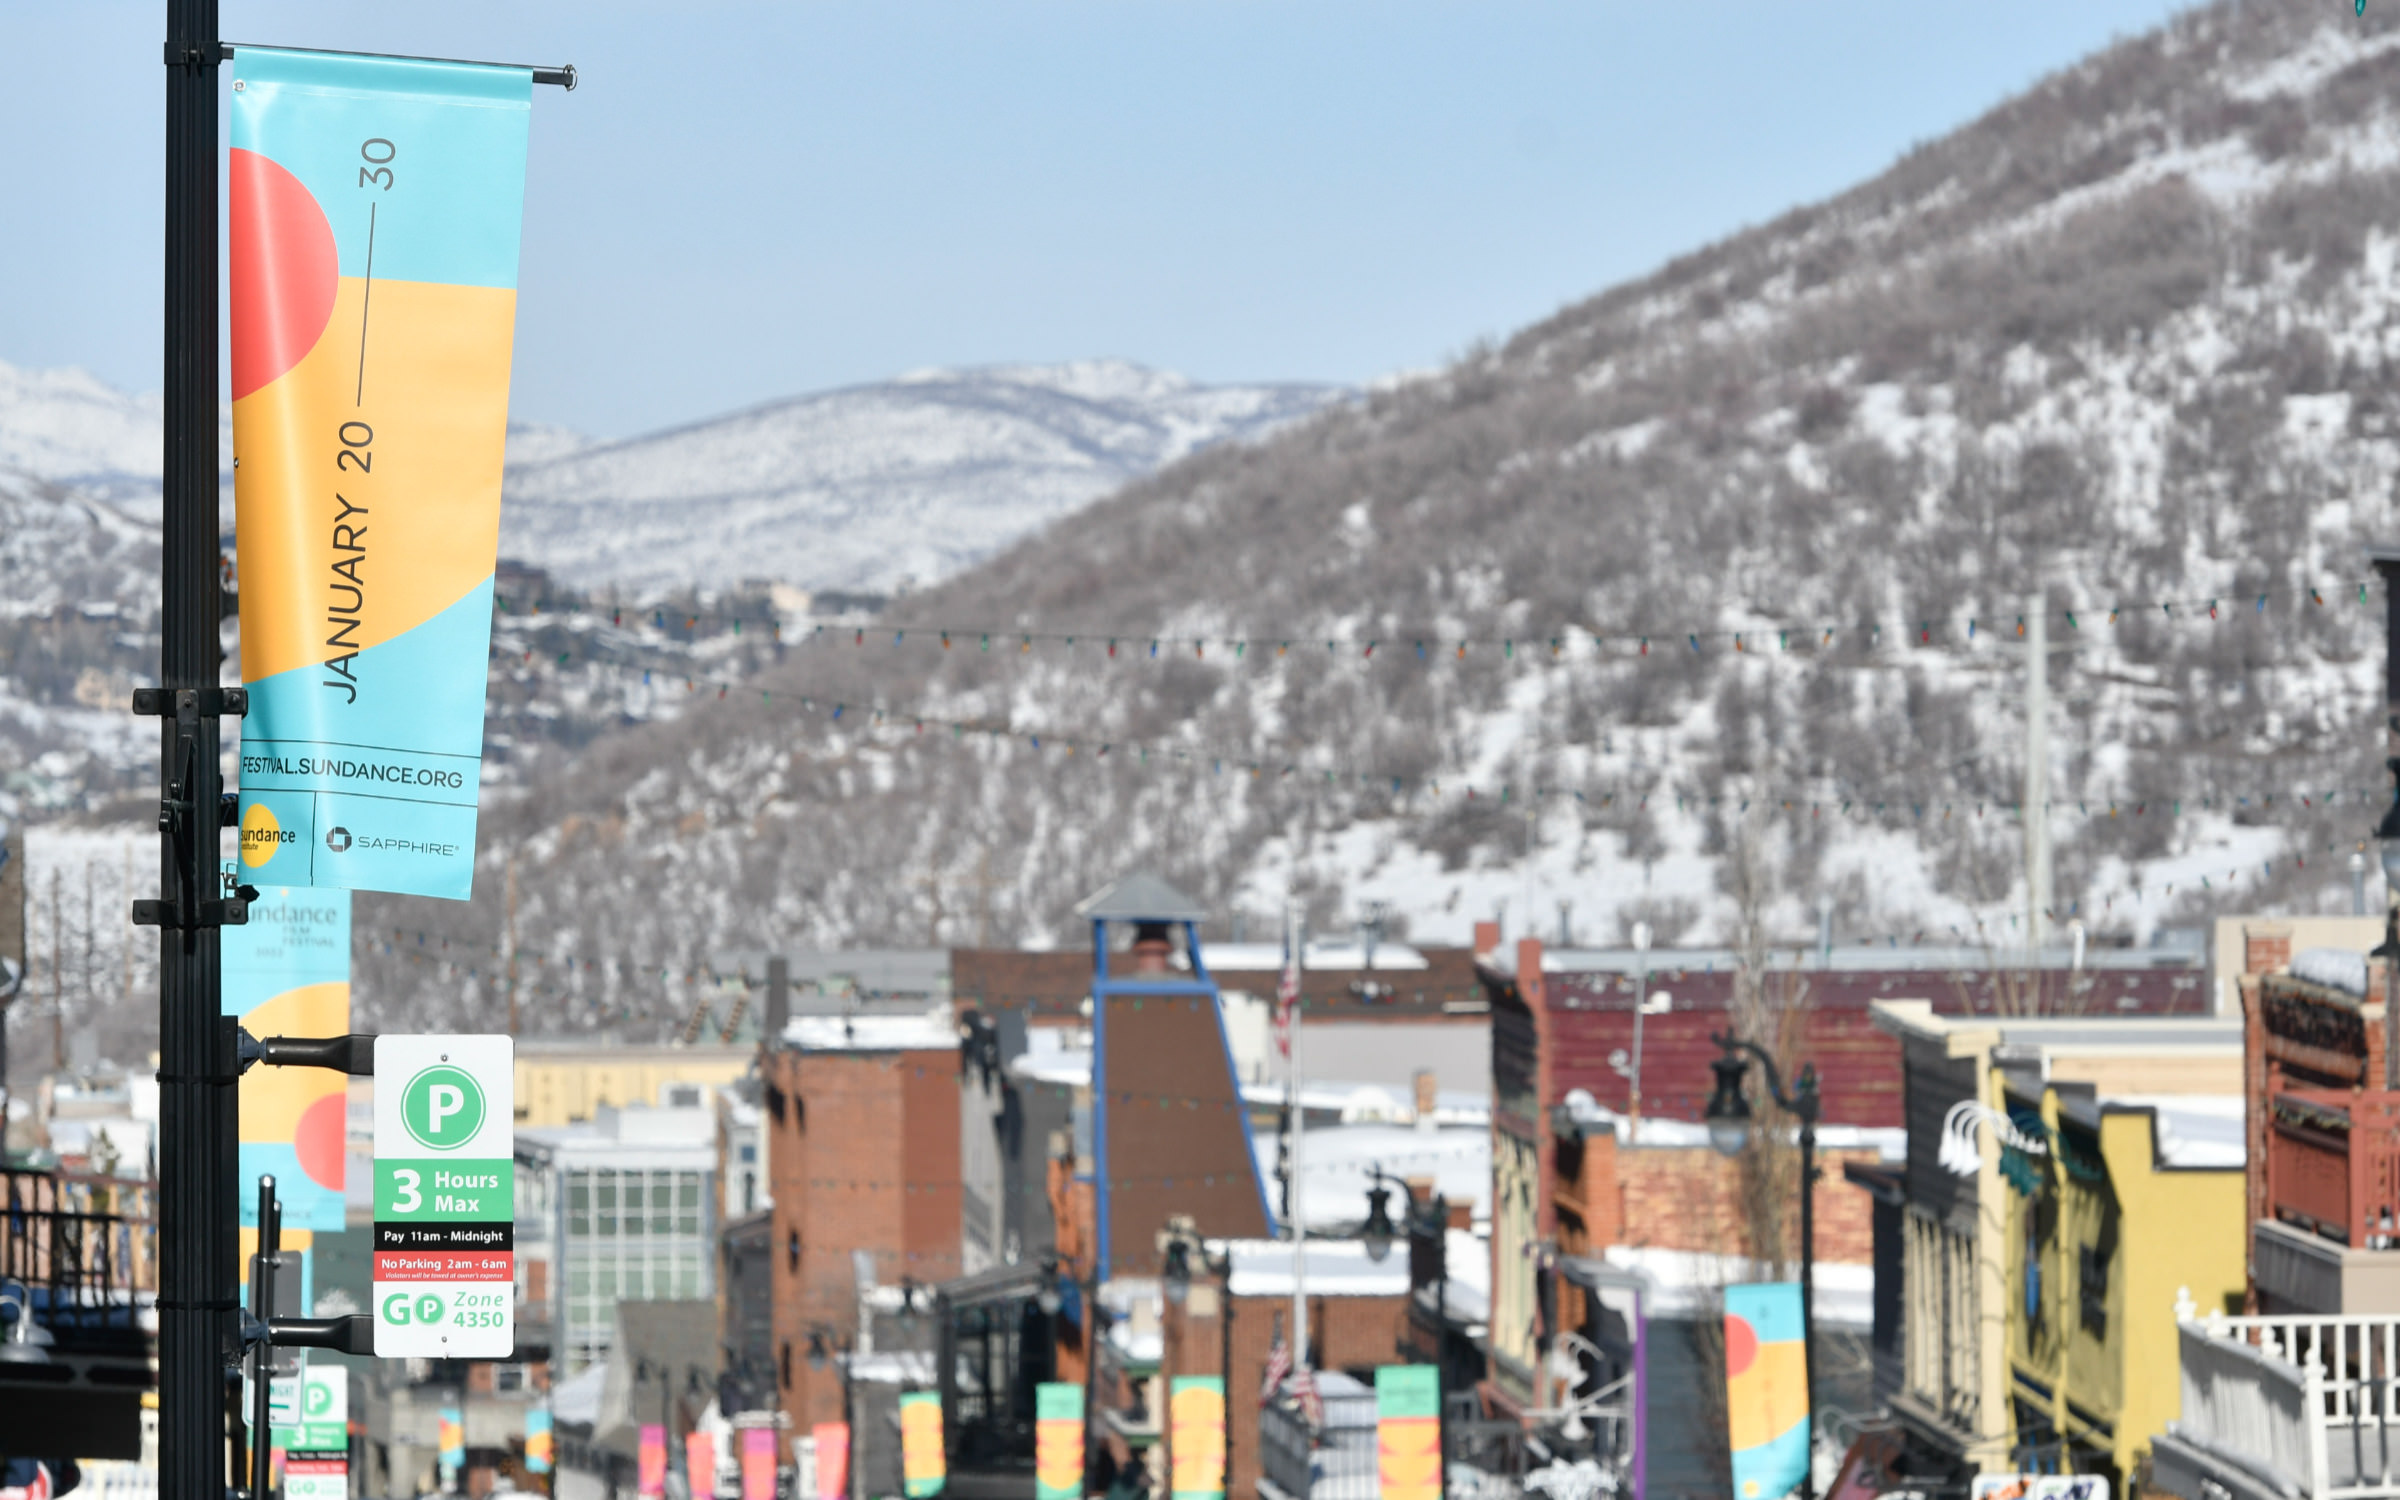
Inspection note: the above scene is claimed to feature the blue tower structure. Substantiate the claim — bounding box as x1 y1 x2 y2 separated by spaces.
1077 873 1275 1277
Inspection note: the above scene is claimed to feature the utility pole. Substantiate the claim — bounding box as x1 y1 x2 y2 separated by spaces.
1285 900 1308 1376
152 7 243 1496
2024 590 2053 956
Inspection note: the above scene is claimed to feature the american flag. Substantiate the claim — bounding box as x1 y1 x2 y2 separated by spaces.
1259 1335 1292 1407
1285 1365 1325 1431
1273 932 1300 1058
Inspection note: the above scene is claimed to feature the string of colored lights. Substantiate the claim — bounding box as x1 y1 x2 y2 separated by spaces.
471 576 2386 661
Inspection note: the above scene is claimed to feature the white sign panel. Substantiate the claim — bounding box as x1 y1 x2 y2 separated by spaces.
373 1035 514 1357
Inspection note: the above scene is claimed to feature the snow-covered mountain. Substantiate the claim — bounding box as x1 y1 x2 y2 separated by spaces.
0 361 220 507
496 361 1343 595
346 1 2400 1034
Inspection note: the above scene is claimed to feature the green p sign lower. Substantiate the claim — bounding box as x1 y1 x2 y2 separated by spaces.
402 1065 487 1149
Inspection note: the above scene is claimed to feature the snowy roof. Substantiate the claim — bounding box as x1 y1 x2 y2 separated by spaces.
517 1104 717 1165
1251 1123 1492 1231
1074 873 1206 923
2292 947 2369 997
1600 1245 1872 1328
1008 1031 1489 1128
1205 942 1431 973
2107 1093 2245 1169
1552 1088 1904 1155
1221 1237 1413 1298
781 1004 957 1052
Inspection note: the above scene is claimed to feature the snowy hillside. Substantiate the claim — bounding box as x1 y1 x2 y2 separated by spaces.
347 2 2400 1035
497 361 1343 595
0 360 226 507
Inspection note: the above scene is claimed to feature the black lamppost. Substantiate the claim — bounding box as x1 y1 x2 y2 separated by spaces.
1703 1031 1821 1500
1359 1167 1404 1264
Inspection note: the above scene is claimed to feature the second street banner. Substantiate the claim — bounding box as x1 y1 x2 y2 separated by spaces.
230 46 534 900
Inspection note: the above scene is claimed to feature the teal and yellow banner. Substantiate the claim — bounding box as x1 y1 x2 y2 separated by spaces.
230 46 534 900
1169 1377 1225 1500
1725 1283 1810 1500
1375 1366 1440 1500
1033 1384 1083 1500
900 1392 945 1498
224 869 349 1231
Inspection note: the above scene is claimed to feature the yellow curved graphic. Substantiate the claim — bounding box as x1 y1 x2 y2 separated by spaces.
235 277 514 684
1726 1341 1809 1451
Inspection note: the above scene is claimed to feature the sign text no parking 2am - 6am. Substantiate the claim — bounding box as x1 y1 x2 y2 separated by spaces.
373 1035 514 1357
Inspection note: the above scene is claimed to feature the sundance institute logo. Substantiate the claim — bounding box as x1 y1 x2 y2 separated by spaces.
239 801 294 868
326 826 353 853
400 1065 487 1151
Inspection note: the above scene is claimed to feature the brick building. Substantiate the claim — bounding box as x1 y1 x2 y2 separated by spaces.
1140 1239 1411 1500
761 1004 963 1456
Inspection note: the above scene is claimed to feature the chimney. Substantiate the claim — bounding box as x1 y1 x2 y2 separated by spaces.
2243 923 2292 978
1413 1068 1438 1131
764 956 790 1045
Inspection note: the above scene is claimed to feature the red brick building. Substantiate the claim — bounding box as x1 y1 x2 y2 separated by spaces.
761 1008 963 1454
1144 1239 1411 1500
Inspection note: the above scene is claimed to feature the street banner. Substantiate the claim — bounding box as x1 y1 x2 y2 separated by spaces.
740 1429 777 1500
1169 1377 1225 1500
372 1035 514 1356
1033 1384 1083 1500
686 1432 717 1500
524 1409 553 1476
638 1426 667 1498
899 1391 945 1498
1725 1283 1811 1500
811 1423 848 1500
1374 1366 1440 1500
228 45 536 900
224 872 350 1230
276 1367 350 1500
438 1407 465 1477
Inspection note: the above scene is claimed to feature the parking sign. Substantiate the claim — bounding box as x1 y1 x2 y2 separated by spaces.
373 1036 514 1357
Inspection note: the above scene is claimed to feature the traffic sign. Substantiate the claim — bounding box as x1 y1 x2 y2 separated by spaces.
373 1036 514 1357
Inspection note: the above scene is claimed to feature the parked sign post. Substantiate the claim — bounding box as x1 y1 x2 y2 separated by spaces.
373 1035 514 1357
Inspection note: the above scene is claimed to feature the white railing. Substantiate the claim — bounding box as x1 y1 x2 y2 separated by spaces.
2179 1311 2400 1499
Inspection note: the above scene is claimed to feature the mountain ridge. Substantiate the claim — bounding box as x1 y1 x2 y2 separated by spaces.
343 0 2400 1034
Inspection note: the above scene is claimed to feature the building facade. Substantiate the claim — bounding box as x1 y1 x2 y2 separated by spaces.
518 1103 720 1376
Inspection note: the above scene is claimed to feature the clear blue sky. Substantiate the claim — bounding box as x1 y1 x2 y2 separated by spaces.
4 1 2190 438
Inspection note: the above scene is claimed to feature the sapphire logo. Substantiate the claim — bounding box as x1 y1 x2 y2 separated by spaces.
326 826 353 853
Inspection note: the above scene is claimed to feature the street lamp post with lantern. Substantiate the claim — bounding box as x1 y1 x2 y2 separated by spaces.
1702 1031 1822 1500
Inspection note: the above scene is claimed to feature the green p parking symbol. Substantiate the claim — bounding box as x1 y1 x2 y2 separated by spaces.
402 1065 486 1150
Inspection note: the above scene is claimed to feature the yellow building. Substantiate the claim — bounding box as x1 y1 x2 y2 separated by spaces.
2003 1081 2245 1491
512 1042 754 1127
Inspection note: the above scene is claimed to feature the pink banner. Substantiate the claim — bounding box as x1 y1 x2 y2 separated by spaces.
813 1422 850 1500
638 1425 668 1498
742 1429 779 1500
686 1432 717 1500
